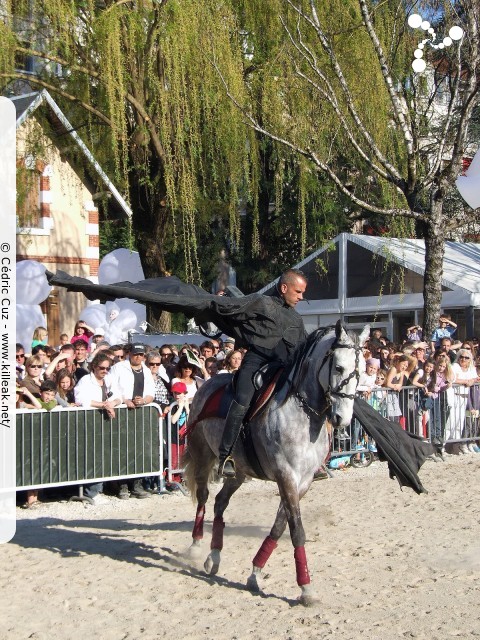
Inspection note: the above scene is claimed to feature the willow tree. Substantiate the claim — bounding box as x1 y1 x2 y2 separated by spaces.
1 0 255 327
220 0 480 338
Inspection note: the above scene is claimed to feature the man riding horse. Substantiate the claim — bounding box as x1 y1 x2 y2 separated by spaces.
218 268 307 477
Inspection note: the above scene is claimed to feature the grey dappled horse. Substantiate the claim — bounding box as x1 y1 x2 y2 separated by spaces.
183 321 370 605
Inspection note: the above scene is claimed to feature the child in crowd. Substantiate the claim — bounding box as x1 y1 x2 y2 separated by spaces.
357 358 380 401
406 325 423 342
56 369 77 407
169 381 189 487
37 380 59 411
31 327 48 350
412 359 435 437
70 320 94 345
355 358 380 454
90 328 107 352
56 333 70 350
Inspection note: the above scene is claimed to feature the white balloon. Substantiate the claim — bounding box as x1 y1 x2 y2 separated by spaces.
443 36 453 46
116 298 146 328
449 25 464 41
78 303 108 332
407 14 422 29
420 20 430 30
414 49 424 59
104 323 125 345
412 58 426 73
16 304 47 352
104 309 139 344
16 261 52 305
114 309 138 331
98 249 145 285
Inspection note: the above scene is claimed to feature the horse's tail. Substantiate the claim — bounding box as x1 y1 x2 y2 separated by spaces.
181 434 218 504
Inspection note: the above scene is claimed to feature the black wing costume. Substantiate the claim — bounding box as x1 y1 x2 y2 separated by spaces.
46 269 436 493
46 270 305 353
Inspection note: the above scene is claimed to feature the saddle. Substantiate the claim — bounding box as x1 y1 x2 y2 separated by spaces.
186 363 284 478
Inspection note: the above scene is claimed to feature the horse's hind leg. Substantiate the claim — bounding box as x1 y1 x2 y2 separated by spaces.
246 501 287 593
204 474 245 575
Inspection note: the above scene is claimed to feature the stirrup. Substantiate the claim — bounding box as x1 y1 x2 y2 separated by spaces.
219 456 236 478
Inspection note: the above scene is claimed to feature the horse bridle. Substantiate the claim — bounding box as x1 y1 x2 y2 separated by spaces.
320 339 362 405
295 338 362 419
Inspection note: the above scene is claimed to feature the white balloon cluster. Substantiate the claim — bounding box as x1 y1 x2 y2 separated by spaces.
16 260 52 350
79 248 146 345
407 13 464 73
16 250 147 351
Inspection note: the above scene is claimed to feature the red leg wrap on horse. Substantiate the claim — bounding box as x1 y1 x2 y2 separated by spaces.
210 516 225 550
294 546 311 586
192 505 205 540
252 536 278 569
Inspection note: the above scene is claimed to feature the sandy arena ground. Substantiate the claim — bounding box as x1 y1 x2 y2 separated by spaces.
1 454 479 640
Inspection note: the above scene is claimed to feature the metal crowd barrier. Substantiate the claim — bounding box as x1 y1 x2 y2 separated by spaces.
16 404 164 491
332 383 480 457
155 381 480 485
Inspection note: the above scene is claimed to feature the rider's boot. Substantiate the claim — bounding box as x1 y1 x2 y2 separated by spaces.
218 400 249 478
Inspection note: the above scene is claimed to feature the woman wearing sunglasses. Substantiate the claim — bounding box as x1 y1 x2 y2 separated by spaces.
74 353 122 419
447 349 479 453
18 356 44 398
145 350 170 408
171 355 201 401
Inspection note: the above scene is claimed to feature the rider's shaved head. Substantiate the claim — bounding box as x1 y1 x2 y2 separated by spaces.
279 268 307 286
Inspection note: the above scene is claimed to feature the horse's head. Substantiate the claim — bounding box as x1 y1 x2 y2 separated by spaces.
319 320 370 427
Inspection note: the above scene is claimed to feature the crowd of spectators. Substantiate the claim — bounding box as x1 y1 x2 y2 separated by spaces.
358 315 480 456
15 315 480 506
15 323 245 507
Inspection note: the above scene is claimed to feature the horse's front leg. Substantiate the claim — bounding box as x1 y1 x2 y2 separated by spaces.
204 474 245 575
246 501 287 593
276 476 318 607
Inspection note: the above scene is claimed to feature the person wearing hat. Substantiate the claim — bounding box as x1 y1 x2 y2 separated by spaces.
110 343 156 409
110 343 156 499
90 327 106 351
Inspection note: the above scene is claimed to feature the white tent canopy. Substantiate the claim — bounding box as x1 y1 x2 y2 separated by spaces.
259 234 480 340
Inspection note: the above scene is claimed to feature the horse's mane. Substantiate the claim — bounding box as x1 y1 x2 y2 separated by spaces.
287 325 335 396
286 324 361 397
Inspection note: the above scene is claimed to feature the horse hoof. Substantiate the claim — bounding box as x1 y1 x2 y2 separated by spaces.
186 542 203 560
298 594 319 607
246 575 260 593
298 585 319 607
204 550 220 575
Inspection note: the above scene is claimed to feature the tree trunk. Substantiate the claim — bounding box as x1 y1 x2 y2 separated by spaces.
130 173 172 333
422 195 445 341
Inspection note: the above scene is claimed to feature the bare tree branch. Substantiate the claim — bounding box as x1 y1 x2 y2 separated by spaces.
285 0 404 185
